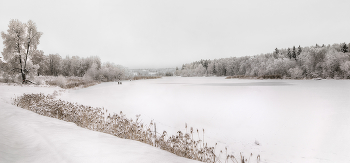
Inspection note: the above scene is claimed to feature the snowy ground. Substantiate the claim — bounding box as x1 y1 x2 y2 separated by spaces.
56 77 350 163
0 84 201 163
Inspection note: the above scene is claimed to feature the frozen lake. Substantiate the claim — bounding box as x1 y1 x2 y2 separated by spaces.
59 77 350 163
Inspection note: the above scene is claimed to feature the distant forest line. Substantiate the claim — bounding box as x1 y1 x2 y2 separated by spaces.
176 43 350 79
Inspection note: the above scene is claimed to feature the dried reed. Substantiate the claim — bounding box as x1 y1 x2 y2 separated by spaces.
13 93 258 163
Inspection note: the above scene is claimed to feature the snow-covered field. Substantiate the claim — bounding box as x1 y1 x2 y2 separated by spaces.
55 77 350 163
0 84 201 163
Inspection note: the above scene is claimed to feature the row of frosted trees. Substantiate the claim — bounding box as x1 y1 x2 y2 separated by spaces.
0 19 131 83
0 51 131 82
175 43 350 79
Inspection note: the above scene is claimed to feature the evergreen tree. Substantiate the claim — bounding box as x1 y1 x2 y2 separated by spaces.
316 44 319 48
287 48 291 59
181 64 185 70
297 45 302 56
213 63 216 75
204 60 208 70
341 42 348 53
273 48 279 59
292 46 296 59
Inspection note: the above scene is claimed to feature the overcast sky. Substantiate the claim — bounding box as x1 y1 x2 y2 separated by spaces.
1 0 350 69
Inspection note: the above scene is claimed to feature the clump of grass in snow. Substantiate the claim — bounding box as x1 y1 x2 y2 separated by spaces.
13 93 259 163
255 140 260 146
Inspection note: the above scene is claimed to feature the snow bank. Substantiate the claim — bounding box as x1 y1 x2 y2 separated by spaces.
0 85 200 163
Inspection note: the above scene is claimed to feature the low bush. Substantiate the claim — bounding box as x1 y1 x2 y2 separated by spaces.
133 76 161 80
33 77 45 85
45 75 67 88
225 75 256 79
65 77 100 89
35 76 99 89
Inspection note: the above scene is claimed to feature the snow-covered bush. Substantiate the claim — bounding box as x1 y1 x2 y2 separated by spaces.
289 67 303 79
55 75 67 88
46 75 67 88
33 77 45 85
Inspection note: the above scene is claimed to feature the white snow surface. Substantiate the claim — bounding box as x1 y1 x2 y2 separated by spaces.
0 84 201 163
55 77 350 163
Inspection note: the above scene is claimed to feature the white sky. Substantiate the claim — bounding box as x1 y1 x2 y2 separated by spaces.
1 0 350 69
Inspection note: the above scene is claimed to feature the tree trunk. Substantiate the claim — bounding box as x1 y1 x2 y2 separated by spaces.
21 72 26 84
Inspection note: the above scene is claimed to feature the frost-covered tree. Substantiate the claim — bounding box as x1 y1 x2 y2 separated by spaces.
47 54 62 76
1 19 42 83
194 64 206 76
31 50 47 76
61 55 72 76
340 61 350 78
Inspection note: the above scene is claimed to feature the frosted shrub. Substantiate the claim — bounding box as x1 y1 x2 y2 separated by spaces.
1 73 12 83
46 75 67 88
84 66 99 81
82 74 93 82
2 73 17 83
43 76 99 89
55 75 67 88
14 74 22 83
289 67 303 79
33 77 45 85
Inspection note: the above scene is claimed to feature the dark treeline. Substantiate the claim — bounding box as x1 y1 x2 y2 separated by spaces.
175 43 350 79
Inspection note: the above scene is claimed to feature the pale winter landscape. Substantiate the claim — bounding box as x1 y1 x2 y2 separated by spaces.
1 0 350 163
58 77 350 163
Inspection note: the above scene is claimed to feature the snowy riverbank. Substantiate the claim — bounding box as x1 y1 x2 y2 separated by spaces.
0 85 200 163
